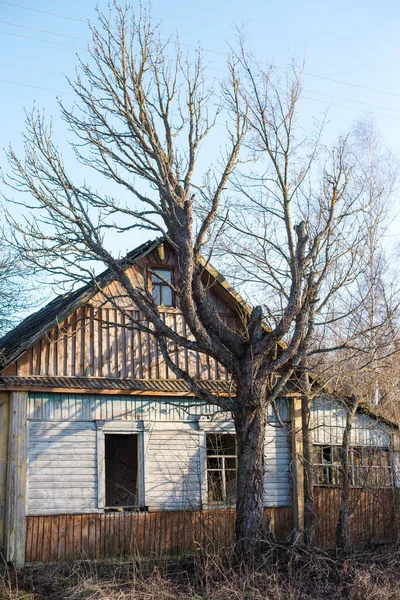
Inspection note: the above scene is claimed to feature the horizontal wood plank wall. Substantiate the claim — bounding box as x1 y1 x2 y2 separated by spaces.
313 487 397 549
264 424 291 507
27 393 289 424
28 421 97 515
25 508 293 563
26 398 292 514
27 394 221 422
145 424 202 510
5 308 236 381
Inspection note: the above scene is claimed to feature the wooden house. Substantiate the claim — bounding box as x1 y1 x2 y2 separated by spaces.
0 239 398 566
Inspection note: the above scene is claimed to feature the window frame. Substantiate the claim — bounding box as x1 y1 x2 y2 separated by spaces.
104 433 140 509
96 421 146 511
149 266 174 307
313 443 393 489
205 432 237 506
351 446 393 488
312 444 341 487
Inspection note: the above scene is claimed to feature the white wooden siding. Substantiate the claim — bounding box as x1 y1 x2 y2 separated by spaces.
144 423 202 510
28 393 221 422
264 424 291 506
28 421 97 515
27 393 289 424
26 393 394 515
311 397 391 447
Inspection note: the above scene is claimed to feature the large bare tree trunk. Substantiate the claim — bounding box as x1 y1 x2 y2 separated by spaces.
234 379 267 554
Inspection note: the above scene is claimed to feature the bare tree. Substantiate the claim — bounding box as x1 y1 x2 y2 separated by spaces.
1 3 375 553
0 241 33 336
214 45 375 542
311 118 400 419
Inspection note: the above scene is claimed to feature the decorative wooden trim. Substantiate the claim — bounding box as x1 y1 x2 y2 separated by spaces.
96 427 105 510
5 391 28 567
199 431 208 509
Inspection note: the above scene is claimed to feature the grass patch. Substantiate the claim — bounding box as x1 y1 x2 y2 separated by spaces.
1 543 400 599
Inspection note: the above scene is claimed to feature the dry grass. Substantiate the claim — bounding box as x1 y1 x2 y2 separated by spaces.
1 543 400 600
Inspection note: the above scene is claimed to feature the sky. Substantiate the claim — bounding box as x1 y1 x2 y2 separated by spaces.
1 0 400 268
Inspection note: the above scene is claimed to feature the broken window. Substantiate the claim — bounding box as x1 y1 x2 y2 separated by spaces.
206 433 237 505
313 444 392 488
105 434 140 508
151 268 173 306
313 445 341 486
351 446 392 488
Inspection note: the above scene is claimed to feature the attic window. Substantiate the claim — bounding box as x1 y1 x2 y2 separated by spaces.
151 268 173 306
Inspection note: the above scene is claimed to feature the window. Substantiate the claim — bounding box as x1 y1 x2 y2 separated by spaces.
352 446 392 488
105 434 140 508
313 445 341 486
313 444 392 488
206 433 237 505
151 268 173 306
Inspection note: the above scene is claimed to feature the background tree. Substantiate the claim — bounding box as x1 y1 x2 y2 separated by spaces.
0 3 375 552
309 118 400 419
0 241 33 337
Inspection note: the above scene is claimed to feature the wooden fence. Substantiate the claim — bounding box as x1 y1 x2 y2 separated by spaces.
25 507 293 563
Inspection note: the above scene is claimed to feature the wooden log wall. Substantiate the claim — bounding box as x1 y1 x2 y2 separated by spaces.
313 487 397 549
25 507 294 563
4 306 237 381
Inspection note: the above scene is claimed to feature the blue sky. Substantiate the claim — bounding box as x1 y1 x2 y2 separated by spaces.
1 0 400 255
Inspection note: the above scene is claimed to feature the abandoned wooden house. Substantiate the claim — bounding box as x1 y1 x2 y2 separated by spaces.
0 238 398 566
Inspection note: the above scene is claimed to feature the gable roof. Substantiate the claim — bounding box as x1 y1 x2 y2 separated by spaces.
0 238 251 373
0 239 160 372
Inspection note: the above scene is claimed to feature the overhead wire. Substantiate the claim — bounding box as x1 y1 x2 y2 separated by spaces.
0 78 75 96
0 19 89 42
0 29 87 50
0 2 86 23
1 2 400 100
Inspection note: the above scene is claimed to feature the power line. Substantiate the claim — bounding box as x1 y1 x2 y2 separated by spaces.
2 1 400 102
301 96 400 121
303 71 400 100
205 72 400 120
303 89 400 114
2 74 400 124
0 78 75 96
0 20 89 42
177 40 400 101
2 17 400 118
0 2 86 23
0 29 87 50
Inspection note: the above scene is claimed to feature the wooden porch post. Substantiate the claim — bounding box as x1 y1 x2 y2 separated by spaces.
5 391 28 567
0 392 10 552
290 396 304 536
